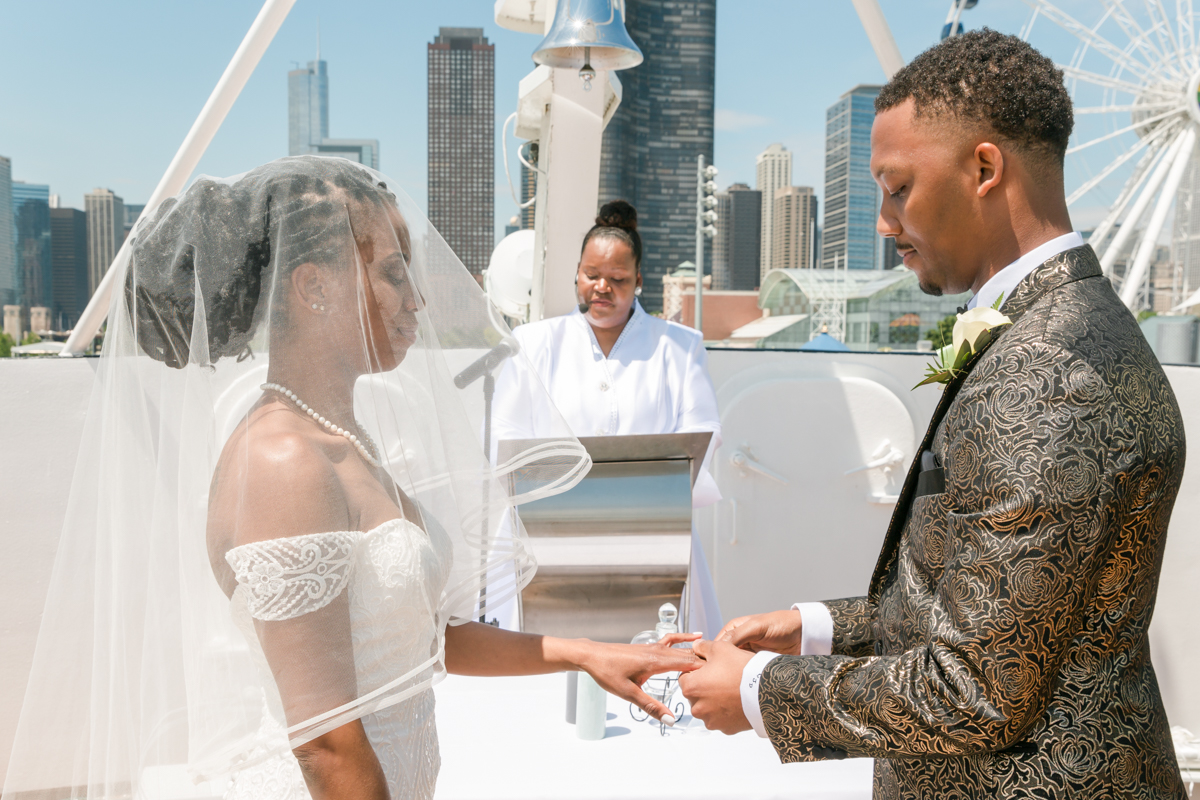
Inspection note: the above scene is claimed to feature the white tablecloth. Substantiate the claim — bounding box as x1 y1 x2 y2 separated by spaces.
433 673 874 800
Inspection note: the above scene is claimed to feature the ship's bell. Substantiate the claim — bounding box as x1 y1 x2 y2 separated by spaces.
533 0 644 89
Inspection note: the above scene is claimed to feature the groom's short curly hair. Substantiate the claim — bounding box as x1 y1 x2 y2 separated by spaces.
876 29 1073 173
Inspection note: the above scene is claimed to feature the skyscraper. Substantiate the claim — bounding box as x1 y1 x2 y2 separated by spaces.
85 188 124 297
823 84 883 270
713 183 762 291
598 0 717 311
124 204 146 238
0 157 14 307
13 182 52 309
288 40 380 169
427 27 494 277
51 207 89 329
756 144 793 279
772 186 819 271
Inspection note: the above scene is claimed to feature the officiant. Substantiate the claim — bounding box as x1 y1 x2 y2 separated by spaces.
492 199 725 638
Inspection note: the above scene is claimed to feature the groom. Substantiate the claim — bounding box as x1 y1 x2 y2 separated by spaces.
680 30 1188 799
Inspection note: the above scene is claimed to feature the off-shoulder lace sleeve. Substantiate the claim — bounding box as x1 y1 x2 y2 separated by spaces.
226 532 359 621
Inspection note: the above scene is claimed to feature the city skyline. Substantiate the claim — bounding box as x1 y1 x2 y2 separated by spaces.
2 2 1059 245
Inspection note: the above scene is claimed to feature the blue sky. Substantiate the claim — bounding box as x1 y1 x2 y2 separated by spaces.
0 1 1121 237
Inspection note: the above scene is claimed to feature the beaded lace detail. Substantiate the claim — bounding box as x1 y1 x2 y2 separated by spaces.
224 517 452 800
227 532 358 621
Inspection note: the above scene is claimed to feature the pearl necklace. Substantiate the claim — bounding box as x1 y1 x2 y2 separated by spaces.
261 383 381 468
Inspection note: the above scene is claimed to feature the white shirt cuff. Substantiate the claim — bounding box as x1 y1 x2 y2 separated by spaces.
738 603 834 739
793 602 833 656
740 650 780 738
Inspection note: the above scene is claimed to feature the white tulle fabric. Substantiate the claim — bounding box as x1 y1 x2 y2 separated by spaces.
1 157 589 799
225 517 451 799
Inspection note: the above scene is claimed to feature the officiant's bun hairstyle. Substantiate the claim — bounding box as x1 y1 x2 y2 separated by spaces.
581 200 642 271
876 29 1073 174
127 156 396 369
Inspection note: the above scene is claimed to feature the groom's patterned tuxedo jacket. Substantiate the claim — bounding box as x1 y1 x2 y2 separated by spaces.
757 245 1188 799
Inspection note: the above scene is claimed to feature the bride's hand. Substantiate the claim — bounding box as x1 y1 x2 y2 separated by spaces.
575 633 702 724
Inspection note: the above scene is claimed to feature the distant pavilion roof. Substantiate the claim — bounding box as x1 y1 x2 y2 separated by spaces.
727 313 808 342
759 267 912 302
12 341 65 356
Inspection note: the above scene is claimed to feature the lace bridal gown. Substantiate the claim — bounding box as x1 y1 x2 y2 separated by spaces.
223 516 454 800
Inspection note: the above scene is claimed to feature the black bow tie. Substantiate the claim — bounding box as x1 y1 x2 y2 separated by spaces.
956 305 968 315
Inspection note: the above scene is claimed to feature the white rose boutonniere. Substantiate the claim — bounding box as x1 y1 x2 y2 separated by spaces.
915 296 1012 389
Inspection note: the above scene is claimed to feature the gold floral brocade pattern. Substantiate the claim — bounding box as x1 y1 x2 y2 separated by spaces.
757 246 1188 799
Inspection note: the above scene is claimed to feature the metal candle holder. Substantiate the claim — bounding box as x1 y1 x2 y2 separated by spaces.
629 673 686 737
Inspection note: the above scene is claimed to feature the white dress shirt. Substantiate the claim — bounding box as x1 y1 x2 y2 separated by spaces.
967 231 1083 311
739 231 1084 739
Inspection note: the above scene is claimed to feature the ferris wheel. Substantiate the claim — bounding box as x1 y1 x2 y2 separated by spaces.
1019 0 1200 311
852 0 1200 312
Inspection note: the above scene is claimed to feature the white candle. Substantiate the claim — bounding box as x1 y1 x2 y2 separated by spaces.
574 672 607 740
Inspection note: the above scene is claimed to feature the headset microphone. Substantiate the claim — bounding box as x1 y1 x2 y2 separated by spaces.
577 301 590 313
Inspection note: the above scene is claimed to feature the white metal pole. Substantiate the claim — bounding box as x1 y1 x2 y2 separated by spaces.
849 0 906 79
1099 126 1190 278
1120 125 1198 308
695 154 704 333
61 0 297 356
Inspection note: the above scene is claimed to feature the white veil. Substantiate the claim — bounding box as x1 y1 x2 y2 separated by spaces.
2 156 589 796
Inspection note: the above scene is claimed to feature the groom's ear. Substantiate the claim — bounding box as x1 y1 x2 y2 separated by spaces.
974 142 1005 198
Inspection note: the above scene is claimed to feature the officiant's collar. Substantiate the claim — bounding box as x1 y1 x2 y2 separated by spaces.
968 231 1083 311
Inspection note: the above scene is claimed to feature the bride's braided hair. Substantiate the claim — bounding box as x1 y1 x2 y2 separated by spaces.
127 156 395 368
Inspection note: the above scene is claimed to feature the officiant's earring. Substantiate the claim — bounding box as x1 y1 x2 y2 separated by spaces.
634 286 642 296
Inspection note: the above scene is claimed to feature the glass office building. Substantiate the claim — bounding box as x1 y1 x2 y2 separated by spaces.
51 207 89 329
598 0 717 311
288 52 379 169
12 182 52 309
822 85 895 271
713 183 762 291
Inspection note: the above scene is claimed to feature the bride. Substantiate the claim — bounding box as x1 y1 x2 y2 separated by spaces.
2 157 696 800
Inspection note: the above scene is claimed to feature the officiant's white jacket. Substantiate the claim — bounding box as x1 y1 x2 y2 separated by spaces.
494 300 724 633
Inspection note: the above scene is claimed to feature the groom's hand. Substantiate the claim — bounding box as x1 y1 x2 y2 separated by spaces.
678 639 753 734
577 635 702 725
716 609 804 655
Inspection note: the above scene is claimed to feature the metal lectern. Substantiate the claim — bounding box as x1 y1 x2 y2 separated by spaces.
499 432 712 644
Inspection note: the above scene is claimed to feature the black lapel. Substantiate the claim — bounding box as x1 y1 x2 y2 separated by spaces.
866 332 1000 601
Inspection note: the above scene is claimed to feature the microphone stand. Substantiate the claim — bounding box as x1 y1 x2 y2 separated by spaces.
453 339 519 626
